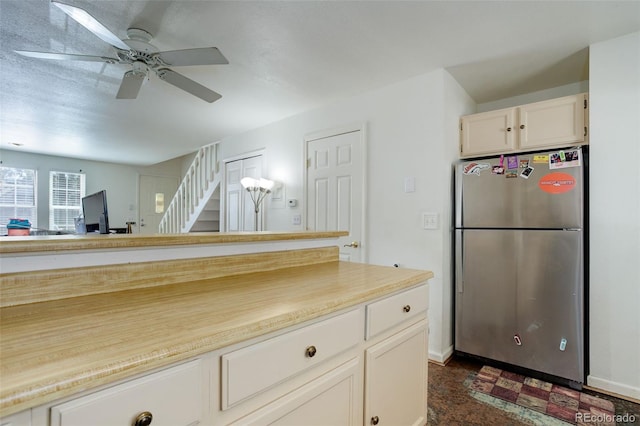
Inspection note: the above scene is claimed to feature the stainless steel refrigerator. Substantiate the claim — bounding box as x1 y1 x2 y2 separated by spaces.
454 147 586 384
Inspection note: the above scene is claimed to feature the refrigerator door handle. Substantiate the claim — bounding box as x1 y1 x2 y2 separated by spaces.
455 230 464 293
454 164 463 228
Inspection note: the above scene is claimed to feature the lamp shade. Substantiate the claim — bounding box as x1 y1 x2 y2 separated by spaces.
240 177 258 189
259 178 275 191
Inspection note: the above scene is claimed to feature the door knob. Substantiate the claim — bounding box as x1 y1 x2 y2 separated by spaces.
343 241 359 248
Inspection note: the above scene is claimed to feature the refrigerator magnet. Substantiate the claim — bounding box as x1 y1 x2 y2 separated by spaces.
550 149 581 170
507 156 518 169
506 170 518 178
492 165 505 175
463 162 491 175
520 166 534 179
520 159 529 168
533 154 548 164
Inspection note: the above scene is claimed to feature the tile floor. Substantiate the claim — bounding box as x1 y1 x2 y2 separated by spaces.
427 356 640 425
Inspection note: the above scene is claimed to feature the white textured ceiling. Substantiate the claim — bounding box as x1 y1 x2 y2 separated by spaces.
1 1 639 166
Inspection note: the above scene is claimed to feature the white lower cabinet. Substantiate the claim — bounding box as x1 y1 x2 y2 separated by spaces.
9 283 429 426
364 320 428 426
230 357 361 426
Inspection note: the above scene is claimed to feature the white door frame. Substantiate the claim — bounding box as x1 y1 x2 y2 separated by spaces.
303 122 368 262
220 149 266 232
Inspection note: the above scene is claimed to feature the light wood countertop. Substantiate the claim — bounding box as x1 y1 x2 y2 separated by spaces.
0 261 432 417
0 231 347 254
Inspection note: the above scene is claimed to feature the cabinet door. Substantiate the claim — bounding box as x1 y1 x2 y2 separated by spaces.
460 108 515 157
365 320 427 426
230 357 361 426
518 94 586 149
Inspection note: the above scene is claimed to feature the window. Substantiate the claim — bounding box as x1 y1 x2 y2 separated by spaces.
49 171 85 231
0 166 37 235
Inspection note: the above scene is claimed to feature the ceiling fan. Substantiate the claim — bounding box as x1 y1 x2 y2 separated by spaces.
15 1 228 103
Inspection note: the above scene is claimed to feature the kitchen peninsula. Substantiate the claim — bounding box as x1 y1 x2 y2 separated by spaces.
0 232 432 425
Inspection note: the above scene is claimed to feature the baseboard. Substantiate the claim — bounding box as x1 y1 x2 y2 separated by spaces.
428 345 454 366
587 375 640 402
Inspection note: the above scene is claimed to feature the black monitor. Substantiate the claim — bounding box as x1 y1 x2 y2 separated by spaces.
82 190 109 234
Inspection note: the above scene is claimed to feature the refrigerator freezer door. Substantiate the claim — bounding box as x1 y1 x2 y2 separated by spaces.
455 150 584 229
455 229 584 382
455 229 520 364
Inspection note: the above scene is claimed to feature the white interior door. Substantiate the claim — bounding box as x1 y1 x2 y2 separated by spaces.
138 175 178 234
306 126 365 262
224 155 263 231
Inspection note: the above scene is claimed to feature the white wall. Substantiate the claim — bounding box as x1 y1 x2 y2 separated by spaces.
0 150 182 230
476 81 590 112
217 68 475 362
588 31 640 399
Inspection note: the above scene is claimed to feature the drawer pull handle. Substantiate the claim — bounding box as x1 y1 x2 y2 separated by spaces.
133 411 153 426
371 415 380 425
403 305 411 313
305 345 317 358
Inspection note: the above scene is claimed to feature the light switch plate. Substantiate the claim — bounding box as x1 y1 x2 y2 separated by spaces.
422 212 439 230
404 177 416 193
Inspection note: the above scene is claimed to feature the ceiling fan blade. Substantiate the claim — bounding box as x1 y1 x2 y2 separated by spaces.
157 48 229 67
15 50 117 63
156 68 222 103
116 71 145 99
52 1 130 51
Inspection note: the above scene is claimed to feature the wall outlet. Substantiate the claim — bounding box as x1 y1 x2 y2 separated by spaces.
422 212 439 230
292 214 302 225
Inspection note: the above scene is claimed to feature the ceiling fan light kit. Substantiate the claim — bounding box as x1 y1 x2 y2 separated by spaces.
15 1 228 103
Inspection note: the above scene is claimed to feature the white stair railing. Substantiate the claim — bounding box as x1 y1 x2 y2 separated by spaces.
159 142 221 233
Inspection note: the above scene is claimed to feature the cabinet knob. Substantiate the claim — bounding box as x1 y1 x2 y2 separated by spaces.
506 127 512 132
520 124 525 129
133 411 153 426
371 415 380 425
305 345 317 358
403 305 411 313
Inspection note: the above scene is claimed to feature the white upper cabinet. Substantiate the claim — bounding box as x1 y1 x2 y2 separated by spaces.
460 93 588 157
460 107 516 157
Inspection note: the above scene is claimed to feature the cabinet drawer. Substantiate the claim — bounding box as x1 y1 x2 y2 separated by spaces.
222 308 362 409
366 284 428 339
50 360 202 426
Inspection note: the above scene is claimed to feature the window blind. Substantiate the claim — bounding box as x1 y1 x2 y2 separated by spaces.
0 166 37 235
49 171 85 231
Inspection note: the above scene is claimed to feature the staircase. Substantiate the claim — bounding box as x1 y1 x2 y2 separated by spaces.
159 142 222 233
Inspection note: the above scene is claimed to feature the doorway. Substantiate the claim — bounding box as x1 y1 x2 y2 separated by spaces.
305 124 366 262
223 154 264 231
138 175 179 234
